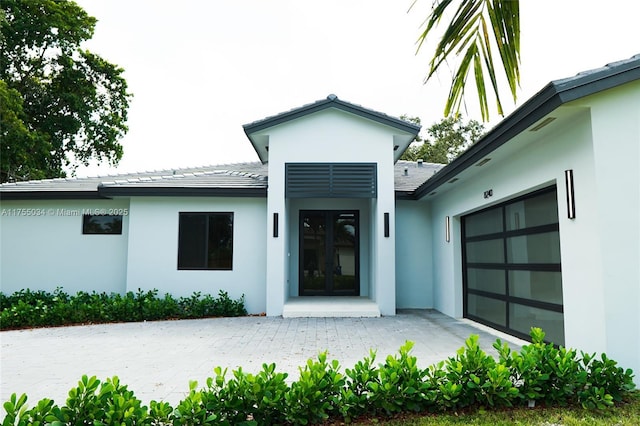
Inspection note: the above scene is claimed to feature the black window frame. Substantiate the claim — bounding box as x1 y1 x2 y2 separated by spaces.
177 212 234 271
82 214 123 235
462 186 564 345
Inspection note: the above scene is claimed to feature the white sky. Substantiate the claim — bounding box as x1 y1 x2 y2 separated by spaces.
73 0 640 177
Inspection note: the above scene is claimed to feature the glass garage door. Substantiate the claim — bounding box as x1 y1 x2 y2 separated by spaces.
462 187 565 344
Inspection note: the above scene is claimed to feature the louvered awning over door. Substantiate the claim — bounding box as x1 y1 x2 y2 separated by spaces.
285 163 377 198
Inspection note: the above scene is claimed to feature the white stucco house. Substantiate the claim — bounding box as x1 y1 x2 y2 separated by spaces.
1 55 639 376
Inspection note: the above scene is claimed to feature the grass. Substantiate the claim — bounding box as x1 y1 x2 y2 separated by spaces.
349 391 640 425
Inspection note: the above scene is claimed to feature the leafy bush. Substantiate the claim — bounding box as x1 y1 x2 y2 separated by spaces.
3 375 167 426
200 363 290 424
0 288 247 330
2 331 636 425
368 341 434 414
340 349 380 421
580 351 636 408
285 351 345 424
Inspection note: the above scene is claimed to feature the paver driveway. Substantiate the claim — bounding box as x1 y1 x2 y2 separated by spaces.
0 310 524 409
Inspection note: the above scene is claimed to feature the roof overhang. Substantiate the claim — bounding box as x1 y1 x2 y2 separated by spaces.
97 185 267 198
0 191 107 200
414 54 640 200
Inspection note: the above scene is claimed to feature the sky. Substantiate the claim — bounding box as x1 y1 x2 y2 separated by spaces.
73 0 640 177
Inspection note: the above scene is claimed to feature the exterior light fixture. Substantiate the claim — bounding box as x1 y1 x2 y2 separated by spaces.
384 213 390 237
273 212 279 237
476 158 491 167
565 169 576 219
445 216 450 242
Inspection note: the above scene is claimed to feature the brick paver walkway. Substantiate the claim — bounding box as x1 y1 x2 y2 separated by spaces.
0 310 524 410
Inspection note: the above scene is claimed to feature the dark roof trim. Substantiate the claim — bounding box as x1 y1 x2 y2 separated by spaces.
4 187 416 200
243 94 421 135
0 191 107 200
97 185 267 198
414 55 640 199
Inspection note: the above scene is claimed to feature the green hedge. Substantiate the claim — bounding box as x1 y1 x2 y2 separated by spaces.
2 329 636 425
0 288 247 330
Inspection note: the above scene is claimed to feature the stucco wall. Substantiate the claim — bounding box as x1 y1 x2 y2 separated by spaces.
124 197 267 314
0 199 129 295
395 200 433 308
586 82 640 378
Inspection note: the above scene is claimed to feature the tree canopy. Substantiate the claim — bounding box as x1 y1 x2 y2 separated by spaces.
401 115 484 164
0 0 131 183
412 0 521 121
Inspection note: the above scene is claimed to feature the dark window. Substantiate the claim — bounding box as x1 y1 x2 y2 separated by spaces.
82 215 123 235
462 186 564 345
178 212 233 270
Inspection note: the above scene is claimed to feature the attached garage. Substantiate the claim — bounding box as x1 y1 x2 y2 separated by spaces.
418 54 639 377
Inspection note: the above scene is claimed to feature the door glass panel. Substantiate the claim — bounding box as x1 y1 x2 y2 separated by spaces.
509 303 565 344
465 239 504 263
506 232 561 264
467 268 505 294
467 294 506 327
332 213 357 292
465 208 503 237
302 213 326 292
505 191 558 231
509 271 563 304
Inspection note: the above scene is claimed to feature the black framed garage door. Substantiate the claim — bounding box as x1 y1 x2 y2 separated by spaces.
462 186 565 344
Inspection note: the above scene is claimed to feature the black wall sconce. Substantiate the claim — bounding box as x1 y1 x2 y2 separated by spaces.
445 216 450 242
565 169 576 219
273 212 279 237
384 213 390 238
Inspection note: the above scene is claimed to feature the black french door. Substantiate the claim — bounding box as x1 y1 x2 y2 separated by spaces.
299 210 359 296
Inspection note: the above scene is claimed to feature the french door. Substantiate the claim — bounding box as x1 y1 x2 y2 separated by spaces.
299 210 359 296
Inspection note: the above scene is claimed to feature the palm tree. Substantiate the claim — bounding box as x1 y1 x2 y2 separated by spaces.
413 0 520 121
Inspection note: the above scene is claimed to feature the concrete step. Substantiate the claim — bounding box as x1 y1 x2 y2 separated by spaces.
282 296 381 318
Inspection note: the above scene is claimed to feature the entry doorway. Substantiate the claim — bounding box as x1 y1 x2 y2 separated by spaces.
299 210 359 296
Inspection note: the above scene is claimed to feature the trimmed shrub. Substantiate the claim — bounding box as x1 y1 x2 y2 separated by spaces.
2 330 636 425
285 351 345 424
0 288 247 330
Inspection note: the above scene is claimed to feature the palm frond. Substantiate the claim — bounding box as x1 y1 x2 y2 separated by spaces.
415 0 520 121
